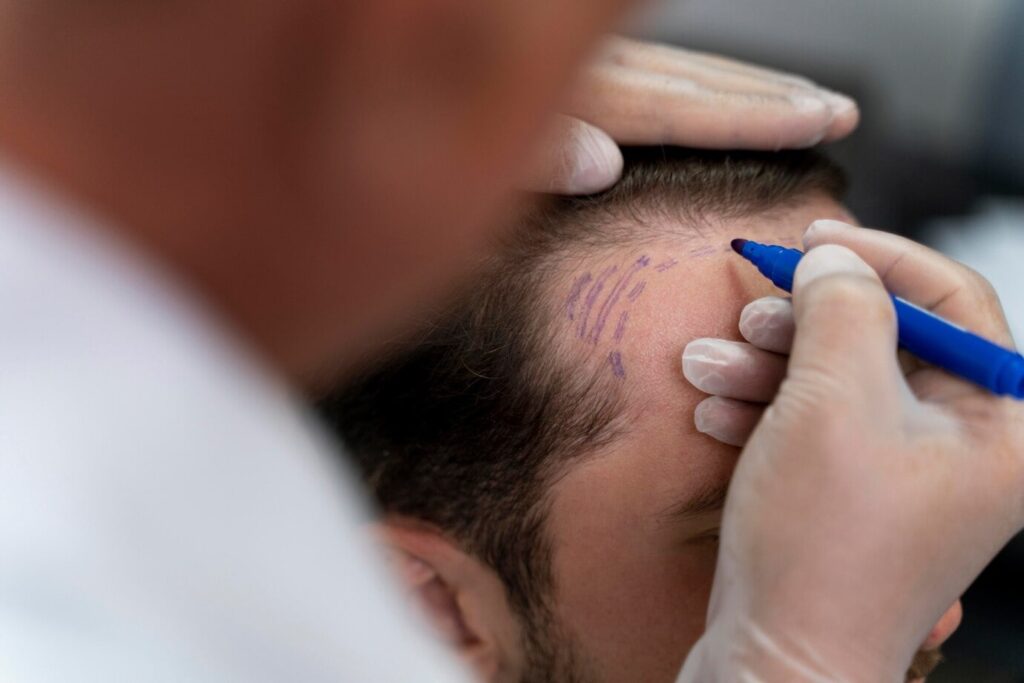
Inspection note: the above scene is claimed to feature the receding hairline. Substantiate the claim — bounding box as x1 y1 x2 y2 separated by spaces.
508 146 847 258
508 146 848 355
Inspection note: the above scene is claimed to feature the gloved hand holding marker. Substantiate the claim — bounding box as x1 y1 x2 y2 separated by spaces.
731 237 1024 398
679 221 1024 682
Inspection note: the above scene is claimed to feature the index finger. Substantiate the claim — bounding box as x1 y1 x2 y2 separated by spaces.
598 39 860 143
803 220 1015 348
569 65 837 149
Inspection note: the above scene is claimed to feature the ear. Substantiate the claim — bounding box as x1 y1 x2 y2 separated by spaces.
373 518 525 682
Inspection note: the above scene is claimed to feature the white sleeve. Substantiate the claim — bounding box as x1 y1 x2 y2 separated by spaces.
0 336 472 683
0 190 472 683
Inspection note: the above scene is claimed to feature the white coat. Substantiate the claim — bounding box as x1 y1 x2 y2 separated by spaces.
0 166 469 683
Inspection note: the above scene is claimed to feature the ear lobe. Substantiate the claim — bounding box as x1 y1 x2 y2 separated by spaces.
372 519 524 682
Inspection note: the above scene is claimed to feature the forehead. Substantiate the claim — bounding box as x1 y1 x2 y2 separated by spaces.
546 194 850 407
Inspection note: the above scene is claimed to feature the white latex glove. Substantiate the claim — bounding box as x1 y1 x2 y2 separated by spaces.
678 221 1024 682
525 37 859 195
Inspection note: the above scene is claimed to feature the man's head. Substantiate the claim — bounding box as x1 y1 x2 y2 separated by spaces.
0 0 632 377
322 148 953 682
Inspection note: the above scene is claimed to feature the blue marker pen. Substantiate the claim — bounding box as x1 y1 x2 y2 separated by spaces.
731 239 1024 399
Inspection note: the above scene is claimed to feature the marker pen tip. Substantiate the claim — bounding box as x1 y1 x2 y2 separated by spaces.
730 238 748 254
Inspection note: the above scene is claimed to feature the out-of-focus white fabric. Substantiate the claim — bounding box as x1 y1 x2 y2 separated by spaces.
0 165 470 683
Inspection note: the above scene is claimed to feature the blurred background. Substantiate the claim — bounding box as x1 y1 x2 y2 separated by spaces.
631 1 1024 679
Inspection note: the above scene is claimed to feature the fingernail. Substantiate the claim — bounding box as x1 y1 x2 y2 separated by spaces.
799 129 828 148
569 125 622 194
693 398 742 446
786 94 839 147
794 244 875 287
682 338 748 394
693 398 721 436
739 296 792 339
787 92 830 116
821 90 857 117
802 218 853 247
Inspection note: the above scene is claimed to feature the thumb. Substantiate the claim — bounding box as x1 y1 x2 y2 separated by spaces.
521 115 623 195
787 245 904 405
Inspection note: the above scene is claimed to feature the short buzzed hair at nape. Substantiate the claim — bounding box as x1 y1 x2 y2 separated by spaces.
317 146 847 646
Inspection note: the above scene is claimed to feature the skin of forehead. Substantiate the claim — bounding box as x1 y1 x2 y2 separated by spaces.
544 193 852 412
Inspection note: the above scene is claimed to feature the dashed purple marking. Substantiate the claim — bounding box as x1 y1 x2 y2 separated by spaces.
578 266 617 339
689 245 717 258
589 255 650 344
626 280 646 302
609 351 626 379
565 272 592 321
655 258 679 272
613 311 629 342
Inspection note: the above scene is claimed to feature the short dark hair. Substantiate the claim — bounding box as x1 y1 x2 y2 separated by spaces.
318 147 847 630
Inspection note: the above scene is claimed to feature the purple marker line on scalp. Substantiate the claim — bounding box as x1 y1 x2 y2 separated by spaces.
589 255 650 344
689 245 717 258
578 266 617 339
627 280 646 302
609 351 626 379
565 272 592 321
655 258 679 272
613 311 629 342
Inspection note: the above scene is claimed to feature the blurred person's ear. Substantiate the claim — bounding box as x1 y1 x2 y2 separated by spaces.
373 520 525 683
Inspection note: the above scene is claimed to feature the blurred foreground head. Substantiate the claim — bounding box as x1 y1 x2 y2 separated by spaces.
0 0 632 377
